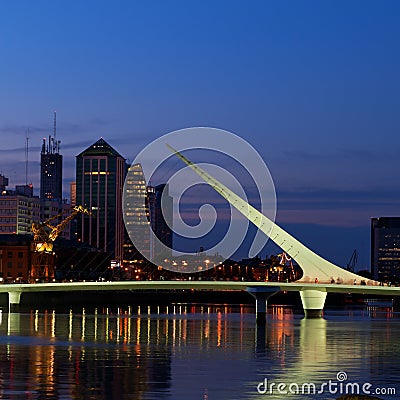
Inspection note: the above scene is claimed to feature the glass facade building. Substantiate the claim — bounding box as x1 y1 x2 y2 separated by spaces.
371 217 400 283
123 163 150 262
76 138 126 262
151 184 173 261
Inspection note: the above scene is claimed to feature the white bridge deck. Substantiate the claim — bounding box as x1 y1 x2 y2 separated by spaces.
1 281 399 297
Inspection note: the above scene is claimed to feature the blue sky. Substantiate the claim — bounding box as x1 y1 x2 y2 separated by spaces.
1 1 400 268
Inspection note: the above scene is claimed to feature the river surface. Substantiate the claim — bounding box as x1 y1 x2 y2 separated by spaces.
0 304 398 399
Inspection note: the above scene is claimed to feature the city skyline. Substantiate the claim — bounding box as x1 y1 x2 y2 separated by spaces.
1 1 400 267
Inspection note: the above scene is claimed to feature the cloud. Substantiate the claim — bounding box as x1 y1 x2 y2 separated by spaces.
0 145 41 154
87 117 112 126
270 185 400 228
278 186 400 209
0 124 47 135
276 147 391 163
276 209 373 227
61 140 95 151
0 116 114 143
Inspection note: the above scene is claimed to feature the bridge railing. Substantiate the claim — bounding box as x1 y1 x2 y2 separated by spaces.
298 276 381 286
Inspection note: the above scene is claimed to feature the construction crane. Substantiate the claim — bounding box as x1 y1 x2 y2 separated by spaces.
278 251 298 281
30 205 90 282
346 249 358 272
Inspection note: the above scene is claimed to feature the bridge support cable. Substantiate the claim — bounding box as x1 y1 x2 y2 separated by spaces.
167 144 371 285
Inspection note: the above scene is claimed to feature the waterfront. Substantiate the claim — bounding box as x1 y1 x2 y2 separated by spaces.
0 304 398 399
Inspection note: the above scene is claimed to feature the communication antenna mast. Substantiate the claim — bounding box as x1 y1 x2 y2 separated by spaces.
25 129 30 185
53 110 60 153
53 111 57 141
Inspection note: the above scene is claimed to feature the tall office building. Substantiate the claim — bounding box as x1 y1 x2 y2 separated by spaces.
123 168 173 264
40 135 63 201
76 138 126 261
123 163 150 262
149 184 173 261
39 118 71 240
371 217 400 283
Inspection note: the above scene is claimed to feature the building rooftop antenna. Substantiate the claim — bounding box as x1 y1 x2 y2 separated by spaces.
25 129 29 185
53 110 57 153
53 111 56 140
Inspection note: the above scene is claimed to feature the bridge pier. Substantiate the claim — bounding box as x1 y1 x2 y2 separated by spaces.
300 289 327 318
246 286 280 325
8 291 22 313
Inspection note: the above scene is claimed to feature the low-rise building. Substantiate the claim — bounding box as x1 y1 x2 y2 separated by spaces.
0 234 31 282
0 189 40 235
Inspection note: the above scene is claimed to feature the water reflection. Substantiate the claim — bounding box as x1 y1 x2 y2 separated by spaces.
0 305 398 399
7 312 20 335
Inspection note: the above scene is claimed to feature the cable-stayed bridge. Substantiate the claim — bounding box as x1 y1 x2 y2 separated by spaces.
2 147 395 323
1 280 398 318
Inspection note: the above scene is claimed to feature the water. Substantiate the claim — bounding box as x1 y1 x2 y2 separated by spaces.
0 304 398 399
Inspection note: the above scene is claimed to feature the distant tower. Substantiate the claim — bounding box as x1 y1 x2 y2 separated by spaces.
40 112 63 201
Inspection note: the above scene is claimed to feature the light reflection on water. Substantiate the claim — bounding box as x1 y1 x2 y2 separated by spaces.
0 305 398 399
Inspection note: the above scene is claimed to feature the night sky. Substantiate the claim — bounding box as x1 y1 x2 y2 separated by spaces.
1 1 400 268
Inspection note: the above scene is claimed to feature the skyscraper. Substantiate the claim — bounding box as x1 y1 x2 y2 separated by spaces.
39 116 70 240
123 163 150 262
151 184 173 260
76 138 126 262
123 167 173 266
40 135 63 201
371 217 400 283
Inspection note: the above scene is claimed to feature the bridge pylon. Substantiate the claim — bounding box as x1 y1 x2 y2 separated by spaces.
300 288 327 318
168 144 371 286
